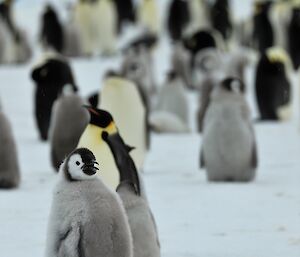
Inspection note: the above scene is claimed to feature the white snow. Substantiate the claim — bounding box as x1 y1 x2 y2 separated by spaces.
0 1 299 257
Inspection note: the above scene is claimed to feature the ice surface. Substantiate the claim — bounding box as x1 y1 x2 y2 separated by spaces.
0 1 299 257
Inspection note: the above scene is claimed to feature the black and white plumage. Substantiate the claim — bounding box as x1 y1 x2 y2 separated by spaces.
210 0 233 41
288 7 300 70
102 131 160 257
40 5 64 53
0 105 20 189
255 47 292 121
253 1 274 53
113 0 135 33
150 71 189 133
50 89 90 171
201 78 257 182
45 148 133 257
31 54 78 141
167 0 190 42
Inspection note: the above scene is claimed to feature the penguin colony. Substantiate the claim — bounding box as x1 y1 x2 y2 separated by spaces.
1 0 300 255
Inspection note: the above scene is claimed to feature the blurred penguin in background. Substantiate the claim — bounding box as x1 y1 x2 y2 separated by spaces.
253 0 274 53
194 48 222 132
63 4 83 57
73 0 95 56
100 74 149 168
210 0 233 42
102 130 161 257
201 78 257 182
40 4 64 53
167 0 190 42
87 91 99 108
150 71 189 133
31 53 78 141
187 0 211 32
138 0 160 35
93 0 118 55
171 42 193 89
288 6 300 70
114 0 135 33
183 29 223 72
49 86 89 171
255 47 292 121
0 102 20 189
122 42 156 106
0 19 7 63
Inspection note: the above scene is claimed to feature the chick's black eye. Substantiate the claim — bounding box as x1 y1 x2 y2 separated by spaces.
76 161 80 166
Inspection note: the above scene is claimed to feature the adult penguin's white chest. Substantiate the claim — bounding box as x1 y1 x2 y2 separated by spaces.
77 125 120 190
99 78 147 170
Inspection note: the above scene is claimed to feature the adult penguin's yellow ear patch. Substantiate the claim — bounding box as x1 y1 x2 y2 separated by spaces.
266 47 290 64
106 121 118 134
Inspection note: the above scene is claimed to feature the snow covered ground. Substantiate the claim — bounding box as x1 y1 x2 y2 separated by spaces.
0 1 300 257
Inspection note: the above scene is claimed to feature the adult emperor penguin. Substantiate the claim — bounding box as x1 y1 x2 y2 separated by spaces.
167 0 191 42
102 130 161 257
187 0 211 32
138 0 160 34
255 47 292 121
210 0 233 41
31 53 78 141
49 87 90 171
253 0 274 53
150 71 189 133
288 6 300 70
40 4 64 53
201 78 257 182
45 148 133 257
99 75 149 166
0 103 20 189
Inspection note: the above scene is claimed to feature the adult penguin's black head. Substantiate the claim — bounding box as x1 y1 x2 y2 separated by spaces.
83 106 114 129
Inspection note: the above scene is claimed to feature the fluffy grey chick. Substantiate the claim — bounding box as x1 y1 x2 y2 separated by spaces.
45 148 133 257
49 87 90 171
0 103 20 189
102 131 160 257
201 78 257 182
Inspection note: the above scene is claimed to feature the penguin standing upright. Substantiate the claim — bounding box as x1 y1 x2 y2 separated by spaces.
102 130 161 257
45 148 133 257
150 71 189 133
93 0 117 55
288 7 300 70
49 87 90 171
40 5 64 53
31 54 78 141
187 0 211 32
138 0 160 34
0 103 20 189
167 0 190 42
201 78 257 182
210 0 232 41
253 1 274 53
114 0 135 33
100 75 149 167
77 108 121 190
255 47 292 121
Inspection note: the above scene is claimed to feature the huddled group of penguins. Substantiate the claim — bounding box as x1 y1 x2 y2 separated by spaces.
1 0 300 256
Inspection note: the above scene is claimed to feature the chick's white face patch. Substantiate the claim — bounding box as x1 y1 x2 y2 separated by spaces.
68 154 97 181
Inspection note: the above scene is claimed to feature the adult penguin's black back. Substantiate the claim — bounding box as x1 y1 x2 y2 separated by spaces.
40 5 64 53
114 0 135 33
210 0 232 41
253 1 274 53
288 7 300 70
255 48 291 120
167 0 190 42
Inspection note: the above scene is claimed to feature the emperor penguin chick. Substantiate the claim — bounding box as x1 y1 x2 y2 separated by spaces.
45 148 133 257
49 87 90 171
102 131 160 257
0 105 20 189
201 78 257 182
100 76 149 169
150 71 189 133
